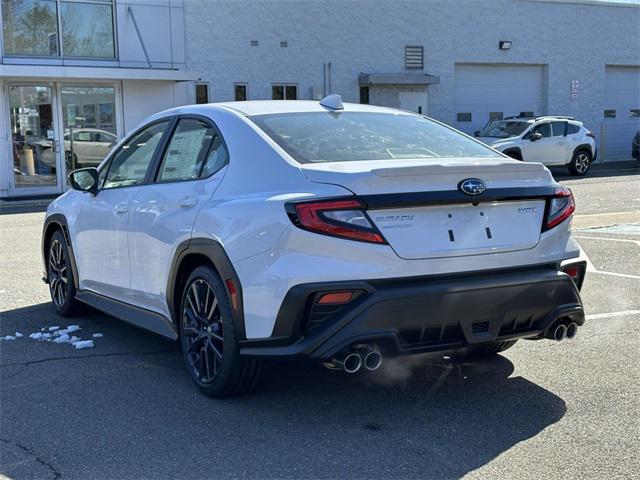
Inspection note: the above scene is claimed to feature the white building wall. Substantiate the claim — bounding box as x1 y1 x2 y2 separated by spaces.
184 0 640 155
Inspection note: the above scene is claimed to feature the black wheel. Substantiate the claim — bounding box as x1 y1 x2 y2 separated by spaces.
179 266 263 397
569 150 591 176
47 230 79 316
464 340 518 359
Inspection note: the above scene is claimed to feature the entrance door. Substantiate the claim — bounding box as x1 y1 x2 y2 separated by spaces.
8 85 62 196
399 92 428 115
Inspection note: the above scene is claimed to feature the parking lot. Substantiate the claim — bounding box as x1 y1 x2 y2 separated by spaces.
1 165 639 480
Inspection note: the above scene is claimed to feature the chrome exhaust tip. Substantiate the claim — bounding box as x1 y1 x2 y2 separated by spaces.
363 350 383 371
553 324 567 342
342 352 363 374
565 322 578 339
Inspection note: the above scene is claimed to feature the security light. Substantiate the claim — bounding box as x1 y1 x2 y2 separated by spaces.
499 41 512 50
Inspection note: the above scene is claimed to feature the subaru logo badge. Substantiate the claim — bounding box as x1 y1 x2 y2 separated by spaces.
458 178 486 196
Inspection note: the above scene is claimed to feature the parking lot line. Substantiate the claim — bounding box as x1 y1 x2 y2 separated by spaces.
586 310 640 320
574 236 640 246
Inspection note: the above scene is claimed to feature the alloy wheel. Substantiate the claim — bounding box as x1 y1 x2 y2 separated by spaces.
575 153 590 174
182 278 224 384
48 239 68 307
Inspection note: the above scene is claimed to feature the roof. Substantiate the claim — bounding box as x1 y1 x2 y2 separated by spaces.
215 100 406 116
358 73 440 86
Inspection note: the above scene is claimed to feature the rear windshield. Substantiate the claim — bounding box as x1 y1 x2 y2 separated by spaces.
250 112 500 164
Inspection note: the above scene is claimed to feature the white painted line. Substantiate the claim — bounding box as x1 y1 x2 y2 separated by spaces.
576 243 640 278
574 211 638 218
575 235 640 246
586 310 640 320
589 270 640 280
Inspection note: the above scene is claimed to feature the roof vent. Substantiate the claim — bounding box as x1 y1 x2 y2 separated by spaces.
319 94 344 110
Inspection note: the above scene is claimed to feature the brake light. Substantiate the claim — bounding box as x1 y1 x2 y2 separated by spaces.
562 262 586 290
289 199 387 244
544 186 576 230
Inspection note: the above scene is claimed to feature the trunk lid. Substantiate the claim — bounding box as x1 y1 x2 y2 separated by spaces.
300 158 553 259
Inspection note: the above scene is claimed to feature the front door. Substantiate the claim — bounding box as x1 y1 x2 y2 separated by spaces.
8 84 62 196
399 92 428 115
524 122 568 165
72 120 172 302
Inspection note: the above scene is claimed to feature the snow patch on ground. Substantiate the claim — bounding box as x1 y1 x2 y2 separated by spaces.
73 340 94 350
7 325 102 350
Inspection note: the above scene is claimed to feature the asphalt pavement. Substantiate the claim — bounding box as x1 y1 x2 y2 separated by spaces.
1 164 639 479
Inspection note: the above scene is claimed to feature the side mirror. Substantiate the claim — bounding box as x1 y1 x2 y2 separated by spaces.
474 130 480 137
530 132 543 141
68 167 99 195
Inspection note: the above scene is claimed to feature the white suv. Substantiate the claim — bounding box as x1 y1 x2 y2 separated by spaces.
42 96 586 397
475 116 597 176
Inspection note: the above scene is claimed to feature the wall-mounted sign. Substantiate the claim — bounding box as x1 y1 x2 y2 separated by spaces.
571 80 579 98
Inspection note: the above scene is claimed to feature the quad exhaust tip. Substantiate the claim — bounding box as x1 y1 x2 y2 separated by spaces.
363 350 383 371
325 345 383 373
566 322 578 340
553 323 567 341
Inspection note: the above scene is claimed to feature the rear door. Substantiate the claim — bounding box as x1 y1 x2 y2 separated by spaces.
127 115 229 316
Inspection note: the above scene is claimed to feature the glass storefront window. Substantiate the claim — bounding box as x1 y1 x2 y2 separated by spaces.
2 0 59 56
61 86 117 170
61 1 114 58
9 85 58 188
1 0 115 59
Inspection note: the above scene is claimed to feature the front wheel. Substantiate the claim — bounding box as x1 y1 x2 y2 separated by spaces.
179 266 263 397
568 150 591 176
47 230 80 316
464 340 518 359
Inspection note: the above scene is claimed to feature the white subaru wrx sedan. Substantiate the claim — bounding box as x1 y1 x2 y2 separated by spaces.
42 95 586 397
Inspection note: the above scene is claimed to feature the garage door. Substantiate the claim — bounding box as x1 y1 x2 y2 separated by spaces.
454 64 545 135
603 66 640 161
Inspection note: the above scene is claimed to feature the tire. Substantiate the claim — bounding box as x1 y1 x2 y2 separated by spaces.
179 266 263 397
464 340 518 359
46 230 80 316
568 150 591 176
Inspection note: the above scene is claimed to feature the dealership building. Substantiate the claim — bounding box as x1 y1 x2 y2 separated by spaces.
1 0 639 199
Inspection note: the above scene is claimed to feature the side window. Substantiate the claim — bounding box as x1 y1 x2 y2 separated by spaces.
103 121 169 189
551 122 566 137
157 119 218 182
566 124 580 135
200 138 229 178
534 123 551 138
74 131 91 142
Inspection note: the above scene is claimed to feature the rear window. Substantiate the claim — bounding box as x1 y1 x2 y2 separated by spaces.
250 112 500 164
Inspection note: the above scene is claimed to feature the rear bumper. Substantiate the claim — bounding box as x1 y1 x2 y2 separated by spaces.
239 265 585 361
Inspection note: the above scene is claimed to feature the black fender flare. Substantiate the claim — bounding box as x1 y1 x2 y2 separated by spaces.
572 144 593 160
502 147 523 160
166 238 246 340
42 213 80 290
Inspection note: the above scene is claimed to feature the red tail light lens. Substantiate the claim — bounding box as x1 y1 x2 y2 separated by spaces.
317 291 354 305
545 186 576 230
290 199 387 244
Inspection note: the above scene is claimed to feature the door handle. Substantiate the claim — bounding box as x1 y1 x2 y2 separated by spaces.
178 196 197 208
114 203 128 214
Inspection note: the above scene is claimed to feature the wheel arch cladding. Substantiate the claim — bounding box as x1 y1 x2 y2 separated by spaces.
42 214 79 289
167 238 246 340
573 144 593 158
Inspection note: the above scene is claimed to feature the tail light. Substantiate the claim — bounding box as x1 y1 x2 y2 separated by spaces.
586 131 596 139
544 186 576 231
288 199 387 244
